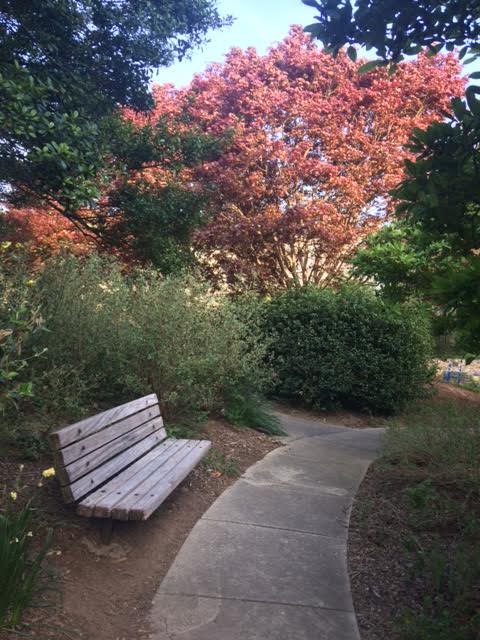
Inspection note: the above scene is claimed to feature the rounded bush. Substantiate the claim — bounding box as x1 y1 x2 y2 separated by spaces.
263 286 434 414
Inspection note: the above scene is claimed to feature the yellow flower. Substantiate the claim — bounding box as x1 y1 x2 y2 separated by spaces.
42 467 55 478
10 491 17 501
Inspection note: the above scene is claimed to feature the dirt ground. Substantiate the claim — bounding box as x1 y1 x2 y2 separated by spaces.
0 420 280 640
436 381 480 403
347 384 480 640
274 401 380 428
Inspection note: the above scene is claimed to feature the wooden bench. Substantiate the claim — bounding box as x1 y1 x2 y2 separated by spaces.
49 393 211 540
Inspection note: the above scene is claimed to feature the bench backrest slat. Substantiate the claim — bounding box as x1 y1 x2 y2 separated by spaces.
49 393 159 450
53 405 161 469
50 394 167 503
55 417 165 486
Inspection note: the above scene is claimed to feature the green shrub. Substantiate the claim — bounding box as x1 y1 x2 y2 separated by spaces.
263 286 434 414
0 250 46 414
30 255 271 424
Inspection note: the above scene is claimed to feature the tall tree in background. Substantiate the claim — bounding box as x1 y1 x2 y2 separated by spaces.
0 0 230 228
304 0 480 348
143 27 463 291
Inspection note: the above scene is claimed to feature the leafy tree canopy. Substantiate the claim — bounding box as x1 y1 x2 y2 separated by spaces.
159 27 460 292
0 0 230 215
304 0 480 349
2 105 227 273
304 0 480 64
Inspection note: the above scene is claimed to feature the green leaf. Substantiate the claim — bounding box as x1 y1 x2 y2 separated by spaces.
301 0 320 7
347 46 357 62
358 60 384 74
451 97 467 119
466 86 480 115
304 23 322 37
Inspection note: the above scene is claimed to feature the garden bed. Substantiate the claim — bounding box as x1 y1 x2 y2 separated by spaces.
0 420 280 640
348 388 480 640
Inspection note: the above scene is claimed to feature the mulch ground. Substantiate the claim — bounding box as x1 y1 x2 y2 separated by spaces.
348 467 414 640
347 467 480 640
0 420 280 640
347 386 480 640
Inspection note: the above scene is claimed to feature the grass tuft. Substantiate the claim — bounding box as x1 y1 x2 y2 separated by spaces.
224 392 286 436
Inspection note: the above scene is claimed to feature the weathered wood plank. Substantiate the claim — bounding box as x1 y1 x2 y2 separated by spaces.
49 393 159 450
76 438 180 517
58 419 165 486
94 440 192 518
128 441 211 521
92 440 188 518
109 440 199 520
61 429 167 503
55 405 161 467
110 440 210 521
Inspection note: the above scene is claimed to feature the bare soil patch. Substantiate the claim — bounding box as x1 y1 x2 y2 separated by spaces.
436 381 480 403
0 420 280 640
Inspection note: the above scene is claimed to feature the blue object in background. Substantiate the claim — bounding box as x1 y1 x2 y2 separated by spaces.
444 361 452 382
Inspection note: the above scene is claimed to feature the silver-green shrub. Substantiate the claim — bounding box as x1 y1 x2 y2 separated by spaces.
35 255 270 421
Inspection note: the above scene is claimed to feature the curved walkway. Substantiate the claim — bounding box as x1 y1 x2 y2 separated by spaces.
148 413 383 640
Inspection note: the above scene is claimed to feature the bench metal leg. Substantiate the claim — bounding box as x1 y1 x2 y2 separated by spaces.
100 518 114 545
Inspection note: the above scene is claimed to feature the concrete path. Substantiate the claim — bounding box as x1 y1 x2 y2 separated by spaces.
148 413 383 640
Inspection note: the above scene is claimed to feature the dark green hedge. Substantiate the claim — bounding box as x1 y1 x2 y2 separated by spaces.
263 286 434 414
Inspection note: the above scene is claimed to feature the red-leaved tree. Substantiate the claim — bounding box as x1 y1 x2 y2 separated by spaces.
145 26 464 290
2 207 95 266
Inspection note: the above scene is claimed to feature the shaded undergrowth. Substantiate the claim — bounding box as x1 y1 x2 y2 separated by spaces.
352 397 480 640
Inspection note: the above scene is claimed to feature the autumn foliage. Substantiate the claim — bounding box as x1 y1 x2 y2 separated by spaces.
3 27 464 288
140 26 464 290
2 207 94 266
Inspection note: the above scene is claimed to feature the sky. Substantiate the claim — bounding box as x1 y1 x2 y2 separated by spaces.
153 0 318 87
153 1 475 89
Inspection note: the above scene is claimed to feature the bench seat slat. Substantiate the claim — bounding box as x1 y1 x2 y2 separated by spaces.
127 440 211 521
108 440 207 520
50 394 159 450
77 438 183 517
62 429 167 503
